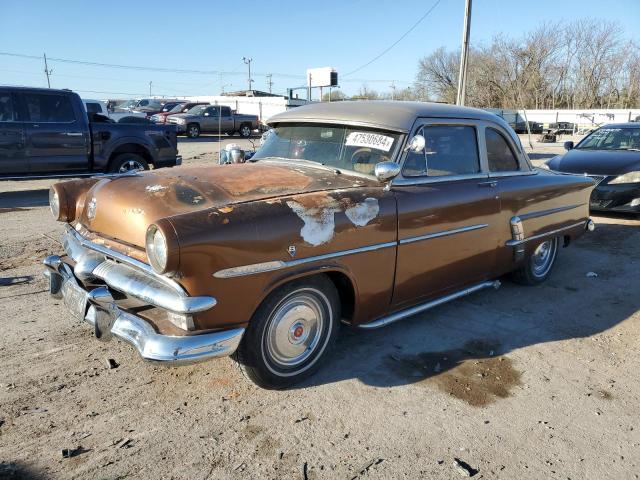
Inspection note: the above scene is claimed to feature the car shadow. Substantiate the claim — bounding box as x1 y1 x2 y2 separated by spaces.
0 189 49 209
300 220 639 395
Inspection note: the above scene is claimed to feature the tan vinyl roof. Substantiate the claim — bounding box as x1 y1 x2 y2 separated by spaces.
267 100 505 133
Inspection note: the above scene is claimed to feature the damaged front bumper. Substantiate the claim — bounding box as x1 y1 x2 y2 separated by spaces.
43 227 244 365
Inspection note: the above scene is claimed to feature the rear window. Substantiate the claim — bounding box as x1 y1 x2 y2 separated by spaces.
24 93 75 122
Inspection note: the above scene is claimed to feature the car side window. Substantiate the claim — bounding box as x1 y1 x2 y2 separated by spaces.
0 94 15 122
403 125 480 177
486 128 519 172
221 106 231 116
24 93 75 122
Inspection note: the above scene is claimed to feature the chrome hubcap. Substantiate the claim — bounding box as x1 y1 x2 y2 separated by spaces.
265 291 326 368
118 160 144 173
189 127 198 136
241 126 250 136
531 238 556 277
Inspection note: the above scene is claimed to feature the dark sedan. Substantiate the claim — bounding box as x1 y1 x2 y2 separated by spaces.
544 123 640 213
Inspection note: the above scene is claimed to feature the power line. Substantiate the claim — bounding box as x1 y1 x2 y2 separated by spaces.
343 0 442 77
0 50 413 85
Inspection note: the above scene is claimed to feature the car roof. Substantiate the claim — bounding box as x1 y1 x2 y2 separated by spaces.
267 100 506 133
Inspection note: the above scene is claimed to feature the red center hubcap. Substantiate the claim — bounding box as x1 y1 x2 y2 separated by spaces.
293 325 304 338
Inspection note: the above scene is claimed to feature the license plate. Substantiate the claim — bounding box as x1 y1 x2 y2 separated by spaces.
62 280 88 321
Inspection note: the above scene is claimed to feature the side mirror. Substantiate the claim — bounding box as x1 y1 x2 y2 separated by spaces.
563 141 574 151
374 161 401 183
405 134 426 153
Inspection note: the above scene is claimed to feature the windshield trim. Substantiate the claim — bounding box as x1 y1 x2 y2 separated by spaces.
257 157 385 182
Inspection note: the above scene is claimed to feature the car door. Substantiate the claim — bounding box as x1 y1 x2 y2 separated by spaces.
22 91 89 173
220 106 234 132
200 106 220 133
391 119 501 308
0 90 27 175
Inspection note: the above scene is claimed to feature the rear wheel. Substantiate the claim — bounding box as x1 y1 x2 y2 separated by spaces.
511 236 559 285
186 123 200 138
109 153 149 173
239 124 252 138
233 275 340 389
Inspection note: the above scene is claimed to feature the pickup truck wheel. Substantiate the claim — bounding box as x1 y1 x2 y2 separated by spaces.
186 123 200 138
234 275 340 389
109 153 149 173
239 124 252 138
511 236 559 285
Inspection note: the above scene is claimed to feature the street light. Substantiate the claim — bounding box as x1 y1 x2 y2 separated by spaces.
242 57 253 92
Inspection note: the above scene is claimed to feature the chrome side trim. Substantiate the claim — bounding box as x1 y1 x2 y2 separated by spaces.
214 241 397 279
358 280 501 329
399 223 488 245
505 221 587 247
392 173 488 186
517 203 585 221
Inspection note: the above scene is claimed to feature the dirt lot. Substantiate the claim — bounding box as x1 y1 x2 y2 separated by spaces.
1 135 639 479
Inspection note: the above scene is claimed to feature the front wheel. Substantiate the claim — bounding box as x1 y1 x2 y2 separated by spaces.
511 236 559 285
233 275 340 389
186 123 200 138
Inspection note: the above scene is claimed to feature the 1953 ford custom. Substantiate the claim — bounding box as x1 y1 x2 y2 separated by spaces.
44 101 595 389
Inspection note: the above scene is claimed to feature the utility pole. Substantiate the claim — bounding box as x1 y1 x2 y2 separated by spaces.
266 73 273 94
390 81 396 101
242 57 253 91
149 81 152 96
43 53 52 88
456 0 472 106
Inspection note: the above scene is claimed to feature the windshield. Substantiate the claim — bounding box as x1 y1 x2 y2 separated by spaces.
187 105 207 115
577 127 640 151
168 103 186 113
252 123 401 175
118 100 137 109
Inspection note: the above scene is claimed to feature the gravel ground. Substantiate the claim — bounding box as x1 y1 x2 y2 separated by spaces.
0 135 638 479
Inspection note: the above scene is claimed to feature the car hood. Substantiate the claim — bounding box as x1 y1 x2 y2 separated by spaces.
547 149 640 176
169 113 197 121
78 162 376 248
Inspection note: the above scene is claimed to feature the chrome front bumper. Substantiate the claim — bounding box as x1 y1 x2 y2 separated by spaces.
43 228 244 365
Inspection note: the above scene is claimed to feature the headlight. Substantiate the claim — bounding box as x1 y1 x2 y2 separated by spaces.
49 187 60 219
609 171 640 184
146 224 168 273
174 118 186 124
49 185 71 222
145 222 179 274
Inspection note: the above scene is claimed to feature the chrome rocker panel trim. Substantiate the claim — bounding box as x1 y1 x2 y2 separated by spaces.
44 254 242 364
358 280 501 329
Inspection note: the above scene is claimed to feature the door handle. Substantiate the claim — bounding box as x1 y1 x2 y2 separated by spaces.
478 180 498 188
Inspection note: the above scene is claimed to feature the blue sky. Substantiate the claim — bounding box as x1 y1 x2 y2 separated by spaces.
1 0 639 98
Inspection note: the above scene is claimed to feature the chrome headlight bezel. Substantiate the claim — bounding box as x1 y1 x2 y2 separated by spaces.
609 171 640 185
49 187 60 219
146 224 168 273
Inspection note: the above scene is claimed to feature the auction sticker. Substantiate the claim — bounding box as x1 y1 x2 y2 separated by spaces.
345 132 394 152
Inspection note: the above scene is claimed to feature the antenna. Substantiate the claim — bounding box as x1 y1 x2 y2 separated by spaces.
43 53 53 88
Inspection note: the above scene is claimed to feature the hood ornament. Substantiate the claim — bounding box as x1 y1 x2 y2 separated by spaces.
287 245 296 258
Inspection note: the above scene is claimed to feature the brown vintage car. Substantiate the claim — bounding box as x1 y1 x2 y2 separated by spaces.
44 101 595 389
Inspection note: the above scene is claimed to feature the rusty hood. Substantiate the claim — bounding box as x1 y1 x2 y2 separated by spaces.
78 161 376 248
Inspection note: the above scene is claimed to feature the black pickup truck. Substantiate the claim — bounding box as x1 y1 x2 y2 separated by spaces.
0 86 181 178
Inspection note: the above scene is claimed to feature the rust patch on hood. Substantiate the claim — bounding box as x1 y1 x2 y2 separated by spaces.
77 162 377 248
